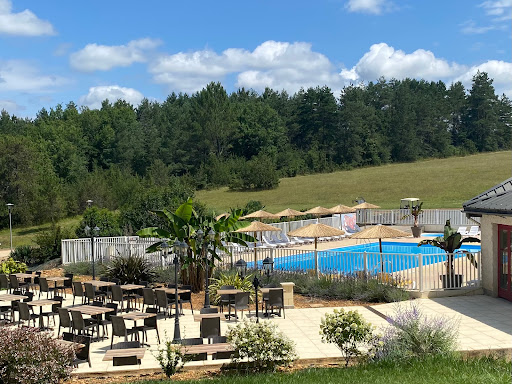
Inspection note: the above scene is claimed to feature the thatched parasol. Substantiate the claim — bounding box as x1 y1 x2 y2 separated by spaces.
235 221 281 233
349 225 410 253
236 221 281 264
352 202 380 209
240 210 280 220
275 208 304 218
304 206 333 216
330 204 356 214
288 223 344 250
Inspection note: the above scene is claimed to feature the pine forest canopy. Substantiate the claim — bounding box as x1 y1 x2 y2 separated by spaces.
0 71 511 231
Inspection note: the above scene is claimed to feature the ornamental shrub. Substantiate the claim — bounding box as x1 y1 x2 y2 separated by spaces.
320 308 374 366
105 253 156 284
0 325 75 384
226 319 297 371
154 335 185 378
372 302 458 362
0 257 27 274
209 271 255 305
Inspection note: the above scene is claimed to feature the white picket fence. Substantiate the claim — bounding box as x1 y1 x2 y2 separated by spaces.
357 209 476 226
62 236 481 292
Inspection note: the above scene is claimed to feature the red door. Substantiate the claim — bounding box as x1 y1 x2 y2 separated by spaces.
498 225 512 301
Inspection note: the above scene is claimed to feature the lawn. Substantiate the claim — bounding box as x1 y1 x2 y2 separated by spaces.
127 355 510 384
196 151 512 212
0 216 82 250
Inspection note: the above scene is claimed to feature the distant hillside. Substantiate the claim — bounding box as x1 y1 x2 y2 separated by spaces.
196 151 512 212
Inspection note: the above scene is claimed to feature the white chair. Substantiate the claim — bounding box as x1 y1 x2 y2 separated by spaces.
262 235 281 248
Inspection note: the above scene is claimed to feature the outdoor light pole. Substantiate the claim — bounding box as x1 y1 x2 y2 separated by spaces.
84 225 100 280
253 274 260 323
198 229 216 308
172 240 187 343
262 256 274 283
6 203 13 253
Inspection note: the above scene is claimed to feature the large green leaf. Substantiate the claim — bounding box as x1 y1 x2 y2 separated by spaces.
175 197 194 222
136 227 171 238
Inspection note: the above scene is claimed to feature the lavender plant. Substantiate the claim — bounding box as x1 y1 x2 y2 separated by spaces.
0 326 75 384
372 303 459 361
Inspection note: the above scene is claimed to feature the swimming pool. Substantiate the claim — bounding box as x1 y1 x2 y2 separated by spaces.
251 241 481 275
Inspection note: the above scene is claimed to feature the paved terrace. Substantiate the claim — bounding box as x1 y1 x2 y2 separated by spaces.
1 291 509 375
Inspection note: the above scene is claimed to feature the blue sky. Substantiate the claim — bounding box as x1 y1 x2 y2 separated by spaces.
0 0 511 117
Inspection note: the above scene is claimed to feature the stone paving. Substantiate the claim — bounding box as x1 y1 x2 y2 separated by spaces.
2 291 511 374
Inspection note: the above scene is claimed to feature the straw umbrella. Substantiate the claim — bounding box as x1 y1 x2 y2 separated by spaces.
288 223 345 276
349 225 410 273
304 206 333 223
329 204 356 214
240 210 280 221
352 202 381 227
235 221 281 265
275 208 304 234
330 205 356 230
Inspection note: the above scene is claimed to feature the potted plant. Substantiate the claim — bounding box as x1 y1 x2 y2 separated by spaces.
401 202 424 238
418 220 479 288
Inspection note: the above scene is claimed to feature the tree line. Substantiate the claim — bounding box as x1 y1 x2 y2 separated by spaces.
0 71 510 230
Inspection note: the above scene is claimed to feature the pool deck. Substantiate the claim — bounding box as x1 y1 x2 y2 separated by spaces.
47 294 509 375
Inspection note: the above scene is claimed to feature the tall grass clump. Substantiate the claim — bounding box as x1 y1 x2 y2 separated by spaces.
372 302 458 362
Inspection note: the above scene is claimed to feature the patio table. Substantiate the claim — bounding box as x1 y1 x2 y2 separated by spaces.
82 280 116 287
14 273 35 280
120 284 145 311
193 312 226 322
68 305 114 339
27 299 59 329
0 294 28 302
119 312 157 346
217 289 242 319
180 343 233 356
103 347 146 361
154 287 191 295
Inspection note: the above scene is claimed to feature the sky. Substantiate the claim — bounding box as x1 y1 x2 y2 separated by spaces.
0 0 511 117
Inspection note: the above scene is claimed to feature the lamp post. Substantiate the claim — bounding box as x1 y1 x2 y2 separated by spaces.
6 203 13 253
262 256 274 283
252 274 260 323
197 229 216 308
235 258 247 278
172 240 187 343
84 225 100 280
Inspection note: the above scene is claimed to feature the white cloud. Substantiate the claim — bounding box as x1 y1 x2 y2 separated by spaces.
344 0 393 14
0 60 67 93
453 60 512 95
0 99 24 114
0 0 55 36
150 40 339 94
460 20 498 34
479 0 512 20
340 43 463 81
70 38 161 72
79 85 144 109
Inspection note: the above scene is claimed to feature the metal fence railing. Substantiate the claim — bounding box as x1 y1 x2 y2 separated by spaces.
356 209 478 226
62 236 481 292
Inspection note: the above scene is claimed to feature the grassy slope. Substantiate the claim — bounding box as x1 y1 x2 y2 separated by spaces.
0 216 82 250
196 151 512 212
129 356 510 384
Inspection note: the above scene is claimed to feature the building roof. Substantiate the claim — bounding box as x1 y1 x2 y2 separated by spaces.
463 177 512 216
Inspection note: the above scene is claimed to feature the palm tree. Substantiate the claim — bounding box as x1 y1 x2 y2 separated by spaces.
137 198 254 291
418 220 479 285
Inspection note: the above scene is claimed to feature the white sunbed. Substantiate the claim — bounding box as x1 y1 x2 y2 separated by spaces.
261 235 279 248
457 226 469 236
271 233 291 247
467 226 481 236
280 233 302 246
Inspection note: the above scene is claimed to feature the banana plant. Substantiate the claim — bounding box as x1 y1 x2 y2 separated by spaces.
401 202 424 227
137 198 255 291
418 220 479 276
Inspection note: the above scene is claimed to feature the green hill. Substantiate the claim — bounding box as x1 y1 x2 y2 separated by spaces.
196 151 512 212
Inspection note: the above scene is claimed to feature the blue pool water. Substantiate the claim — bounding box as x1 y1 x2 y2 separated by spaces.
422 233 444 237
252 242 481 275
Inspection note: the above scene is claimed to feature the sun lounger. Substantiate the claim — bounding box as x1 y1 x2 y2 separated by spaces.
280 233 302 246
467 226 480 236
270 234 291 247
262 235 282 248
457 227 469 236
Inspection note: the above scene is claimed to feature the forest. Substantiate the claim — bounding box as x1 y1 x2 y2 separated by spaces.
0 71 510 232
